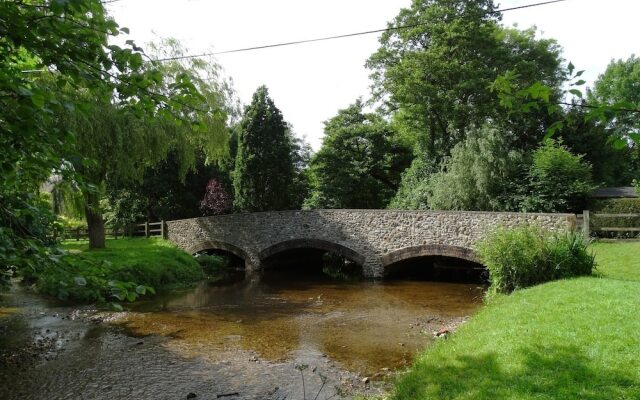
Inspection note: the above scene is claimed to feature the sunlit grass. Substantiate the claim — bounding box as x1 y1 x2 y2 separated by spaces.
390 241 640 400
591 240 640 282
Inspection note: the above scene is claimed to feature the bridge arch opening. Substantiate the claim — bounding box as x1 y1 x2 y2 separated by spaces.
382 245 486 283
259 239 365 280
189 240 248 281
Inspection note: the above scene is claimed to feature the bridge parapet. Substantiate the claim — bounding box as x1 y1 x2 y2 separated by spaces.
166 210 576 278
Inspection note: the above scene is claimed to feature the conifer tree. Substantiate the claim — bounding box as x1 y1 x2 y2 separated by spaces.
233 86 295 211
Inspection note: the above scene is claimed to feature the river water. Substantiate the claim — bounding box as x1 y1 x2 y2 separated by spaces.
0 271 484 399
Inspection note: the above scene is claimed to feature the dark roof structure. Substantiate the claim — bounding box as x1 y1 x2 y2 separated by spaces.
591 186 639 199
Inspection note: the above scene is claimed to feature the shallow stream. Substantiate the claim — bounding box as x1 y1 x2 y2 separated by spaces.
0 271 484 399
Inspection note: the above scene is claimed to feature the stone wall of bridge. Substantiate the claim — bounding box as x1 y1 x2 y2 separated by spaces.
166 210 576 278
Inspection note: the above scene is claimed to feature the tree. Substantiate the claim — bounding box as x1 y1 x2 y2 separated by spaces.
557 107 638 186
288 129 313 209
60 39 233 248
200 179 232 216
305 101 412 209
521 140 594 213
392 125 526 211
105 151 232 225
0 0 183 286
367 0 565 165
587 55 640 141
233 86 295 211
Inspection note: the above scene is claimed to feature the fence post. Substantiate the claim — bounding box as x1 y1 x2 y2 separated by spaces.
76 227 80 241
114 227 118 240
145 221 149 238
582 210 590 238
160 220 165 239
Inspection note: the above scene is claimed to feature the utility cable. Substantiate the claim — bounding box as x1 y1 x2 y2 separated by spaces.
154 0 569 61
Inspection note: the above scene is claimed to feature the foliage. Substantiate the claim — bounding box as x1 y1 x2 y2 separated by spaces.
589 198 640 239
391 277 640 400
321 252 363 281
587 55 640 141
367 1 565 164
522 140 594 213
304 101 412 209
106 151 232 226
419 125 526 211
591 241 640 282
195 254 227 276
200 179 232 216
33 238 204 305
557 106 638 186
388 157 435 210
58 216 87 230
0 193 62 289
0 0 233 288
493 59 640 149
58 38 232 249
477 226 595 295
233 86 296 211
288 130 313 209
0 0 134 289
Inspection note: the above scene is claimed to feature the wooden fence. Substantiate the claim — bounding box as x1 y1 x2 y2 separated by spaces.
582 210 640 238
63 221 167 241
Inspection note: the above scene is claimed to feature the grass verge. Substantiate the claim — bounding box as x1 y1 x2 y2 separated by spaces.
35 238 204 305
391 242 640 400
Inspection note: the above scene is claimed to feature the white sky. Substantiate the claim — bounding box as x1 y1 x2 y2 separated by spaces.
107 0 640 150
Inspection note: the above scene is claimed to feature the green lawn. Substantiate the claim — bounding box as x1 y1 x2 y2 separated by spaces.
61 238 203 283
592 241 640 282
36 238 204 304
391 242 640 400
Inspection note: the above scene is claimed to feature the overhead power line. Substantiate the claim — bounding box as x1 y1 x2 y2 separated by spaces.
154 0 569 62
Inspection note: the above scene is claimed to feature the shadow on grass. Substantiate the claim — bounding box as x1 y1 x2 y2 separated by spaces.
395 344 638 400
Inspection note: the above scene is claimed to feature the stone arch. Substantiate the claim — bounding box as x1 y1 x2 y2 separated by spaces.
381 244 480 270
258 238 366 266
187 240 250 262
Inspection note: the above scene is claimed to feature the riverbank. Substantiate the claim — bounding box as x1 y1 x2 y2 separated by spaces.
389 241 640 400
35 238 204 305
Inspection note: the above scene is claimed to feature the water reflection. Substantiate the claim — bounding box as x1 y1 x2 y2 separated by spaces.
122 271 485 376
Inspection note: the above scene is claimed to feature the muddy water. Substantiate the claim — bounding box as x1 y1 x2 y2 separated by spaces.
0 274 484 400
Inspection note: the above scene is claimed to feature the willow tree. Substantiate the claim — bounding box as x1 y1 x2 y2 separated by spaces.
0 0 196 285
62 40 234 249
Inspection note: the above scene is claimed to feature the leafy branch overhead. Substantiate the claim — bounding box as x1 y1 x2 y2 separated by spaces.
491 60 640 147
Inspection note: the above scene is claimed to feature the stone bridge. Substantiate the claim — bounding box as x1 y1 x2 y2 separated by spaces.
166 210 576 278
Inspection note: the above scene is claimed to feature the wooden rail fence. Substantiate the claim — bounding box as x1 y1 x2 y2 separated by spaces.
582 210 640 238
63 221 167 241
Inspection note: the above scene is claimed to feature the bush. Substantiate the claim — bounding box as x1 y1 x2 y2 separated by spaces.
522 139 594 213
477 226 595 295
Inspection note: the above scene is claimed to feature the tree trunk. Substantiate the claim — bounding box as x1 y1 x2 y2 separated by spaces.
84 192 105 249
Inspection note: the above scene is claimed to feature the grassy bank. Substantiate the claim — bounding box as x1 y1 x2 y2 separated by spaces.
35 238 204 304
391 241 640 400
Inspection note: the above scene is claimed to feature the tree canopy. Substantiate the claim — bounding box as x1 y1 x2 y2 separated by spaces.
587 55 640 141
367 0 565 164
57 39 232 248
305 101 412 209
0 0 176 286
